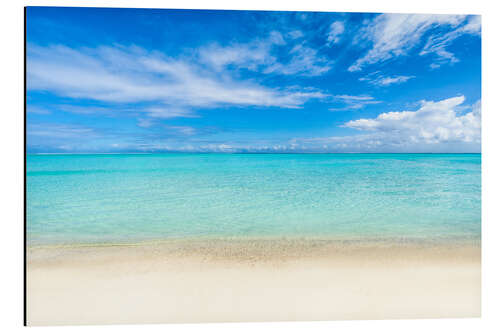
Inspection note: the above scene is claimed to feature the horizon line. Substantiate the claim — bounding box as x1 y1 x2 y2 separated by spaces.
26 152 482 155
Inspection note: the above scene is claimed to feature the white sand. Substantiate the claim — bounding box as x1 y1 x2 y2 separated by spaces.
26 238 481 326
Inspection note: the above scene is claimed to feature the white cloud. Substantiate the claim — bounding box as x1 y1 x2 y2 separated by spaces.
198 37 277 72
329 95 381 111
196 143 235 152
335 95 375 101
27 106 51 115
27 123 96 139
27 44 328 111
288 30 304 39
137 118 154 128
345 95 479 145
294 96 480 152
461 15 481 34
269 31 286 45
359 74 415 86
348 14 472 71
327 21 345 45
57 105 114 115
146 107 197 119
264 43 332 76
199 31 331 77
420 15 481 68
164 125 196 136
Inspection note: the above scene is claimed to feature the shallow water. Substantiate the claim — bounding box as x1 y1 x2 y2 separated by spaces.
26 153 481 245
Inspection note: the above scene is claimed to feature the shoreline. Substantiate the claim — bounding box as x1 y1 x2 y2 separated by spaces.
27 233 481 250
27 237 481 325
27 236 481 261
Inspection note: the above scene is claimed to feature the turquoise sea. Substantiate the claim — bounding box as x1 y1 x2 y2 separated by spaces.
26 154 481 246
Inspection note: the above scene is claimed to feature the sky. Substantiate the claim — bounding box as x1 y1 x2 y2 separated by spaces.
26 7 481 153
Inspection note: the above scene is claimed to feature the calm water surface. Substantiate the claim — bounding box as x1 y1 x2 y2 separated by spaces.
26 154 481 245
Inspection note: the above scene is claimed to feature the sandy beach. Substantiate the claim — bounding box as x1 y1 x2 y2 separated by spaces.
26 238 481 326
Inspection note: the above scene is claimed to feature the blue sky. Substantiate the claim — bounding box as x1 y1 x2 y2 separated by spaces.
26 7 481 153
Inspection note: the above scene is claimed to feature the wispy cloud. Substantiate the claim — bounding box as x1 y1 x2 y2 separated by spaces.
198 32 280 72
348 14 478 72
27 123 97 139
27 106 51 115
263 43 332 76
145 107 198 119
137 118 154 128
164 125 196 136
359 73 415 86
288 30 304 39
57 105 113 115
327 21 345 45
420 16 481 69
200 32 332 77
329 95 381 111
27 44 329 112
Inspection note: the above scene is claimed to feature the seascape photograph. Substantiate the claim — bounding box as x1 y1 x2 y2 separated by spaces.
25 7 481 325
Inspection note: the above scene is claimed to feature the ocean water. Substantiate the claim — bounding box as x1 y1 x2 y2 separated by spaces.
26 154 481 246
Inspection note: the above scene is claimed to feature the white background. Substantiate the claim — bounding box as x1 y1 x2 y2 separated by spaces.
1 0 498 332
